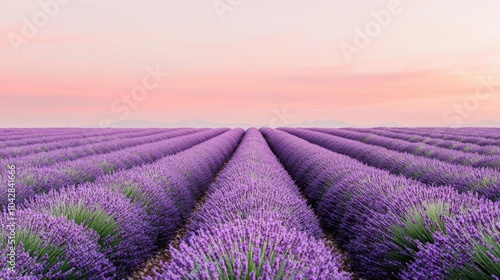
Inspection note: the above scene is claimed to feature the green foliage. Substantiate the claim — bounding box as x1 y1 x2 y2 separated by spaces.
473 177 495 191
21 174 37 187
388 202 449 264
1 229 72 276
62 168 93 184
207 241 298 280
99 161 115 174
414 145 425 153
449 234 500 279
49 202 121 248
107 181 150 212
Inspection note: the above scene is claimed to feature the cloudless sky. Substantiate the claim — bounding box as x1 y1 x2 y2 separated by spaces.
1 0 500 127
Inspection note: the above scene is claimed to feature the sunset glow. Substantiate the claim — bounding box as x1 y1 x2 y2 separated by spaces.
1 0 500 127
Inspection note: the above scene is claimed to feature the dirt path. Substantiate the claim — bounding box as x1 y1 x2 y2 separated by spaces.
128 193 208 279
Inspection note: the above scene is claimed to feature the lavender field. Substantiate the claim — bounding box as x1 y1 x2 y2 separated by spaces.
1 127 500 279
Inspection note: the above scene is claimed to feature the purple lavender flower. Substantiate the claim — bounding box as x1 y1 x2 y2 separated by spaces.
1 209 115 279
22 184 155 276
403 200 500 279
157 218 351 280
318 172 426 246
346 186 484 278
0 244 47 280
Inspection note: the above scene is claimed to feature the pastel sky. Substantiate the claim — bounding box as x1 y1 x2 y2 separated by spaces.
1 0 500 127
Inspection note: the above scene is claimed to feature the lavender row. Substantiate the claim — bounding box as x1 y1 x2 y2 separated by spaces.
0 128 147 149
379 127 500 147
384 127 500 145
154 128 351 279
0 128 138 141
262 128 499 279
386 127 500 139
1 129 200 168
0 129 85 140
1 129 243 279
0 128 132 146
0 129 228 206
346 127 500 155
0 128 173 159
282 128 500 201
310 128 500 170
411 127 500 139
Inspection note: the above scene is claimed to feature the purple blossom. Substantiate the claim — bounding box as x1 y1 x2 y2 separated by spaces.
1 209 115 279
403 200 500 279
159 218 351 280
22 184 155 276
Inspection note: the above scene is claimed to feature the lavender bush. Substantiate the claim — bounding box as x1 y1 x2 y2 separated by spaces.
162 218 350 280
0 209 115 279
403 200 500 279
22 184 154 276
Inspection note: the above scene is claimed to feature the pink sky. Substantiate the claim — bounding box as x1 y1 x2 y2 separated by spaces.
1 0 500 127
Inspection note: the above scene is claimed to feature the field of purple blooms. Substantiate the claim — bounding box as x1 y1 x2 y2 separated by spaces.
1 127 500 279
